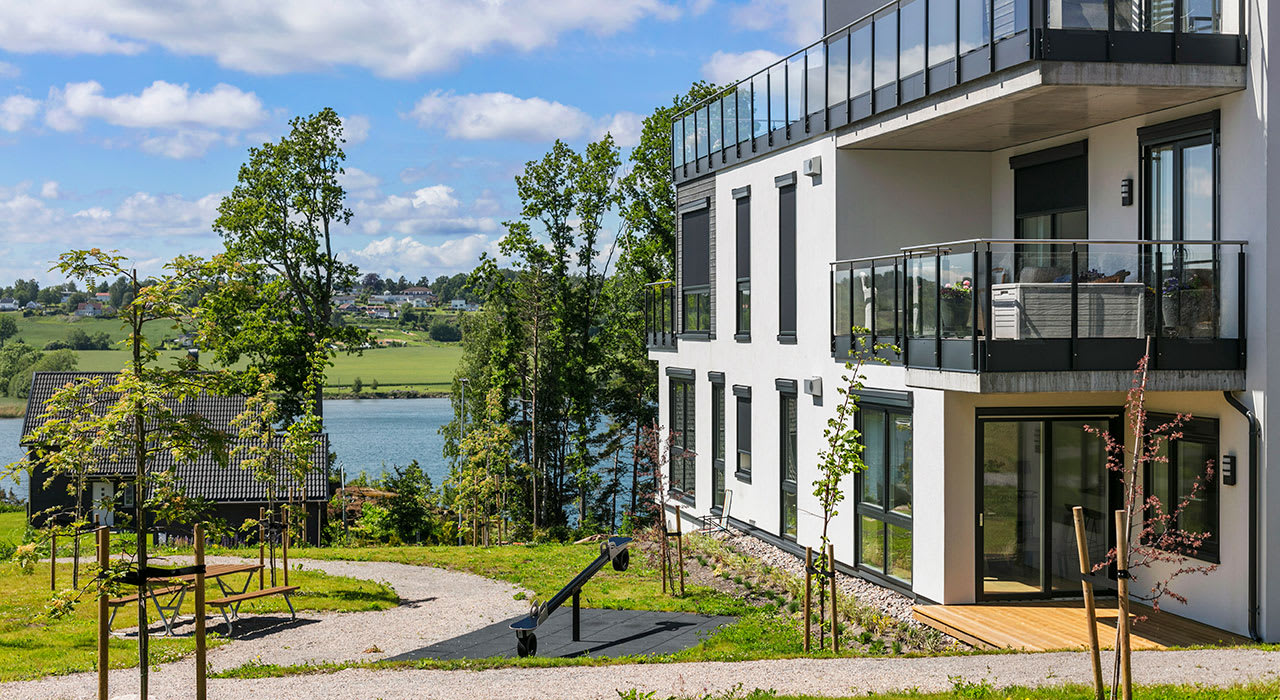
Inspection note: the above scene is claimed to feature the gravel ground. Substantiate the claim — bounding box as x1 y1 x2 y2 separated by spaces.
3 555 529 699
7 648 1279 699
715 530 922 627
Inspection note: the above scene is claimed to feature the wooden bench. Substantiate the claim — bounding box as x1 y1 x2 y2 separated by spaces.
107 584 188 635
208 585 299 634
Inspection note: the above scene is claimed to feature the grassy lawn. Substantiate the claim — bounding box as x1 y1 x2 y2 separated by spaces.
0 559 397 682
0 511 25 546
72 344 462 392
610 684 1280 700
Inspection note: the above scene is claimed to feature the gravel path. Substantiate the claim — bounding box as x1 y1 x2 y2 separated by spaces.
6 648 1278 699
3 555 529 699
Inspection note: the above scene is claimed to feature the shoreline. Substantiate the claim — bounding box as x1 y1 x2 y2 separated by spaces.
324 390 451 400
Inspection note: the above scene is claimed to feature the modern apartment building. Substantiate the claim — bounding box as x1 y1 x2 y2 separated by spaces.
648 0 1276 641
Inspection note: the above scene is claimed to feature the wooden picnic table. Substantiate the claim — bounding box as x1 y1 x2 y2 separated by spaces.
109 563 263 636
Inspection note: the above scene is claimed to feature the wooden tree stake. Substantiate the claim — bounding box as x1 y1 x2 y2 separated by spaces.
829 543 839 653
803 546 812 652
97 526 109 700
1115 509 1132 700
50 532 57 591
258 507 265 591
674 506 685 596
194 523 207 700
1073 507 1104 700
660 512 669 594
283 505 290 587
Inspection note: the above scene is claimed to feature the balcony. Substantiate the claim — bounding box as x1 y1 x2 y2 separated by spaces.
672 0 1246 182
831 238 1246 392
645 281 678 350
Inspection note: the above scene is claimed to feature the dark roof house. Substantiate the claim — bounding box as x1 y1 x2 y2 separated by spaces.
23 372 330 539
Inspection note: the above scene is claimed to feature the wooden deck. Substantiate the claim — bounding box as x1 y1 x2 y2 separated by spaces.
912 599 1251 651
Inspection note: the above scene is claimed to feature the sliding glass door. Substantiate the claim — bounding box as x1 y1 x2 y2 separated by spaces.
979 413 1119 599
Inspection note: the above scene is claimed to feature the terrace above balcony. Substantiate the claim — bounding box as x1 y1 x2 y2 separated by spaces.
673 1 1246 183
830 237 1247 393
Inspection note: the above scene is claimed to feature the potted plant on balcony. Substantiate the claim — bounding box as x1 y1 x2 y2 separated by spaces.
940 278 973 337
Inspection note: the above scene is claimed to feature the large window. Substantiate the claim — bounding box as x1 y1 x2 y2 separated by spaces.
1146 415 1220 563
779 382 798 540
777 178 797 341
856 404 913 586
734 386 752 481
669 377 696 497
712 376 726 510
681 205 711 333
1011 142 1088 289
1141 112 1220 338
735 190 751 339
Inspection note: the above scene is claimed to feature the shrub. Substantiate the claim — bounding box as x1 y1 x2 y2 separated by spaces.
428 319 462 342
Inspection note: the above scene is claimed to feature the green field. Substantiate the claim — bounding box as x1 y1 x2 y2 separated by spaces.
71 344 462 390
3 313 170 350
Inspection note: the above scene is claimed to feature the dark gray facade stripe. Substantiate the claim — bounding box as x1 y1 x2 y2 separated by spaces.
665 367 695 379
774 172 797 188
731 185 751 199
1008 139 1088 170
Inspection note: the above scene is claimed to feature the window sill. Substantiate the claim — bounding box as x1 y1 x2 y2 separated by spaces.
777 334 797 345
667 489 696 507
679 332 711 342
733 469 752 484
734 332 751 343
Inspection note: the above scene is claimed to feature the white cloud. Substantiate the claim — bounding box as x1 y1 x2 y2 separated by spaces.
0 1 681 78
730 0 822 45
0 95 39 132
0 186 223 245
40 181 59 199
343 234 496 278
410 91 595 143
0 61 18 79
139 129 230 159
410 91 642 146
45 80 265 132
339 167 382 200
701 49 783 85
348 180 501 238
688 0 715 16
340 114 370 145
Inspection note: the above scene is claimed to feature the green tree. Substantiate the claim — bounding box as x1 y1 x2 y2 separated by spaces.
7 250 249 698
0 341 42 396
379 462 439 544
428 318 462 342
7 349 77 398
449 388 523 545
198 107 370 421
0 314 16 346
352 376 363 394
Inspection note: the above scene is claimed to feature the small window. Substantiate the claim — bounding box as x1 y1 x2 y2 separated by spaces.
778 182 797 340
1145 415 1220 563
779 387 798 540
712 381 726 510
735 391 752 479
736 194 751 339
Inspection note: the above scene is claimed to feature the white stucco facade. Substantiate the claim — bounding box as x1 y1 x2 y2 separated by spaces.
653 4 1278 642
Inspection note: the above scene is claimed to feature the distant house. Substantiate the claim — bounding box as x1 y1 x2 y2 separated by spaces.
60 293 73 305
95 292 111 303
336 302 358 314
22 372 330 542
403 286 434 297
449 299 467 310
75 301 105 318
0 298 19 312
25 301 42 311
333 293 359 306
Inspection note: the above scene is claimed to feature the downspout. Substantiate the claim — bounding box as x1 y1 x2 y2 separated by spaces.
1224 390 1261 641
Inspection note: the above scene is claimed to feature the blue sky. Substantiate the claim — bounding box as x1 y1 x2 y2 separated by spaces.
0 0 819 286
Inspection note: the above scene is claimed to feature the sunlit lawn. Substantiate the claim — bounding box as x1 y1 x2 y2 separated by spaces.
0 559 397 682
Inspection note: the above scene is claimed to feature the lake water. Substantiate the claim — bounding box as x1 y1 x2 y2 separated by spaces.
0 397 455 503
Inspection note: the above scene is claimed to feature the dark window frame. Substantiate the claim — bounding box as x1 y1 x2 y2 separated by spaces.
734 189 752 341
777 174 797 343
668 376 697 499
854 402 914 587
680 201 712 336
711 374 727 511
734 385 753 483
778 380 799 540
1143 413 1221 564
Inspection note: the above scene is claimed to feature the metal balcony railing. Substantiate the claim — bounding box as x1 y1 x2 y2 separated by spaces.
672 0 1245 182
831 238 1247 372
644 281 678 350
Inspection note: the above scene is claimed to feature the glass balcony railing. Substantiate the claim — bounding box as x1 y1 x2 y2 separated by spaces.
645 281 678 350
830 238 1247 372
673 0 1245 182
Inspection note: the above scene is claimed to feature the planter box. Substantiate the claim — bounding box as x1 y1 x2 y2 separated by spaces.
991 282 1145 340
